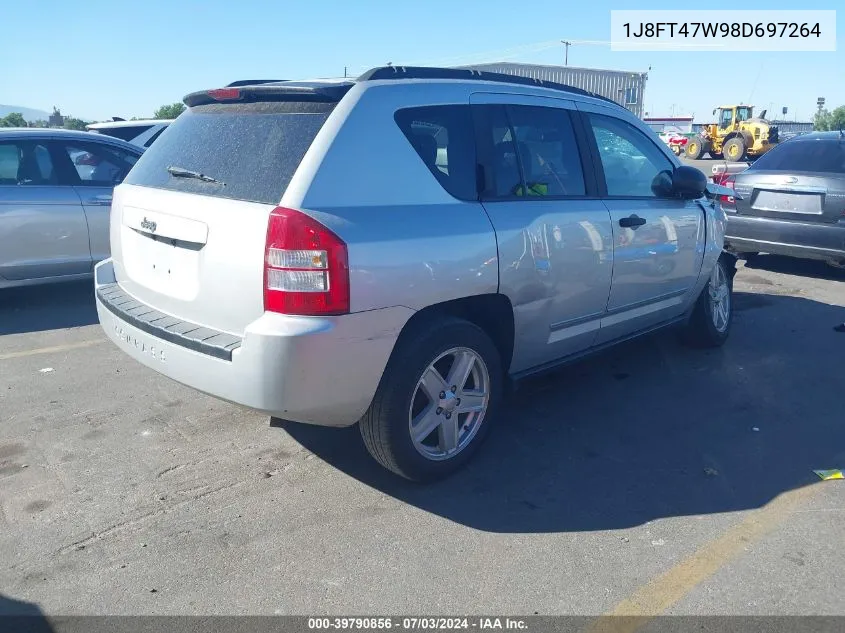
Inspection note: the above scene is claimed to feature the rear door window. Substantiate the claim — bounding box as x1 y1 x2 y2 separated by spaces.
124 101 335 204
750 140 845 173
473 104 588 199
472 104 522 199
394 105 477 201
61 143 140 186
93 125 151 142
507 105 586 197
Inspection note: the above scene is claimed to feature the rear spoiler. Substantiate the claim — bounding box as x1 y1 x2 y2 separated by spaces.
183 82 354 107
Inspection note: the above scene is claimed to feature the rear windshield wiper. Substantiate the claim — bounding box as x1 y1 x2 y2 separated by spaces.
167 165 224 185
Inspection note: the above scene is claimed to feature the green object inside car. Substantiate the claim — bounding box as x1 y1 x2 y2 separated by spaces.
514 182 549 196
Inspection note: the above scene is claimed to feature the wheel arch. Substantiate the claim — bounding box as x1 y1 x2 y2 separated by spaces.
394 294 515 373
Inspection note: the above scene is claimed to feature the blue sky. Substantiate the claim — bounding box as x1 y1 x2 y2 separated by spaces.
2 0 841 122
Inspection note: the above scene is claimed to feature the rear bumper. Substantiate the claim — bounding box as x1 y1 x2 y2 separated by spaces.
95 259 413 427
724 215 845 262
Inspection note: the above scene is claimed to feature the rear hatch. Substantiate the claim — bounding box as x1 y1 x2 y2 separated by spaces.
733 138 845 224
112 86 347 335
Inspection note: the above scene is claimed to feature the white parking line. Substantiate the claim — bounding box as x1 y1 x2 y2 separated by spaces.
0 339 106 360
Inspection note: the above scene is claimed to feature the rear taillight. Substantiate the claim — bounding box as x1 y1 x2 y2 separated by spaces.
720 176 736 207
264 207 350 316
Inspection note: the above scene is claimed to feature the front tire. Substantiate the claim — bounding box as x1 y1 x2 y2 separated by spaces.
723 137 747 162
685 136 706 160
682 255 735 348
360 317 503 482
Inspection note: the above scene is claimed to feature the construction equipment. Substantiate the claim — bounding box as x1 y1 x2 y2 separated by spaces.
685 105 779 162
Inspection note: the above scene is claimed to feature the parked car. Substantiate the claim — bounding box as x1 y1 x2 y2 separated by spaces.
722 131 845 268
86 119 173 149
0 128 142 288
94 67 735 482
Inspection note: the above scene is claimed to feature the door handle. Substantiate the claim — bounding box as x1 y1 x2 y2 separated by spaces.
619 214 647 228
84 195 112 206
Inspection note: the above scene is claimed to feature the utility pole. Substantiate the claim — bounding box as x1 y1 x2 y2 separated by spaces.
561 40 572 65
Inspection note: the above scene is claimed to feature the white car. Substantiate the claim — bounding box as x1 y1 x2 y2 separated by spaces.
86 119 173 149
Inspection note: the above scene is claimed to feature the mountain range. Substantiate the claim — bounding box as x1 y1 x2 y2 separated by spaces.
0 104 52 122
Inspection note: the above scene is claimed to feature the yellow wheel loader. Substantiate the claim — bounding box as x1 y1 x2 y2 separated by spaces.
685 105 779 162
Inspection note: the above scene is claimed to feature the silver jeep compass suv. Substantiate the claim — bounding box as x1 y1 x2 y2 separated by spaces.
96 67 735 482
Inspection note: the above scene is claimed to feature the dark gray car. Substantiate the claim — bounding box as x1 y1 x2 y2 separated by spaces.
0 128 142 288
723 131 845 268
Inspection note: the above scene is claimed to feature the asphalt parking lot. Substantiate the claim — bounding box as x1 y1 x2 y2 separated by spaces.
2 257 845 618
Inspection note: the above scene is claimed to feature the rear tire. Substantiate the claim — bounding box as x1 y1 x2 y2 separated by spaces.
723 137 747 162
359 317 503 482
682 255 735 348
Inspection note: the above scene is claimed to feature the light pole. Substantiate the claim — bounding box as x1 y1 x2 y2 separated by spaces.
561 40 572 66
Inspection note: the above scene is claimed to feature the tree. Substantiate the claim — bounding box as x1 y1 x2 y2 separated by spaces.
814 110 831 131
153 103 185 119
814 106 845 131
63 117 89 131
0 112 27 128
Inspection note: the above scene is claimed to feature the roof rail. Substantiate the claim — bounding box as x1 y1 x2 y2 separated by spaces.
226 79 287 87
356 66 620 107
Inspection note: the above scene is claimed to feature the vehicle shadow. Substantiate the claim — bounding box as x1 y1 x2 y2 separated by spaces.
0 281 97 336
743 254 845 282
280 291 845 533
0 594 54 632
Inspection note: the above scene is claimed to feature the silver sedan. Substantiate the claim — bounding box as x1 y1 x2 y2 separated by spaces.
0 128 142 288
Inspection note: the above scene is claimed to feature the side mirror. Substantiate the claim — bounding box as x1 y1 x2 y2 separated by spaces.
671 165 707 199
651 169 674 197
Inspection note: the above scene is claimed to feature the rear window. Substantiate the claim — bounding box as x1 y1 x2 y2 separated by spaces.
124 101 334 204
750 139 845 174
94 125 152 142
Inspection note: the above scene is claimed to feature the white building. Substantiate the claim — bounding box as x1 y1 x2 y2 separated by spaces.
642 116 694 134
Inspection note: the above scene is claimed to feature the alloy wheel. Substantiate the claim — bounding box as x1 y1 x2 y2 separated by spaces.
408 347 490 461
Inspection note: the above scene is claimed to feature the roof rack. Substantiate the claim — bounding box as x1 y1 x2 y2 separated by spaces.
226 79 287 87
356 66 620 107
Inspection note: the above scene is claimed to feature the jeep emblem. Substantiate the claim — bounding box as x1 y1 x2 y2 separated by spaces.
140 217 157 232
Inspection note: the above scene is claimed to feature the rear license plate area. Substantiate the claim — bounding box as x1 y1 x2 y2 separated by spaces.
753 190 823 215
122 228 199 298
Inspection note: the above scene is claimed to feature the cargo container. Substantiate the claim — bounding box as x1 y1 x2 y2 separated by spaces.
458 62 648 118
